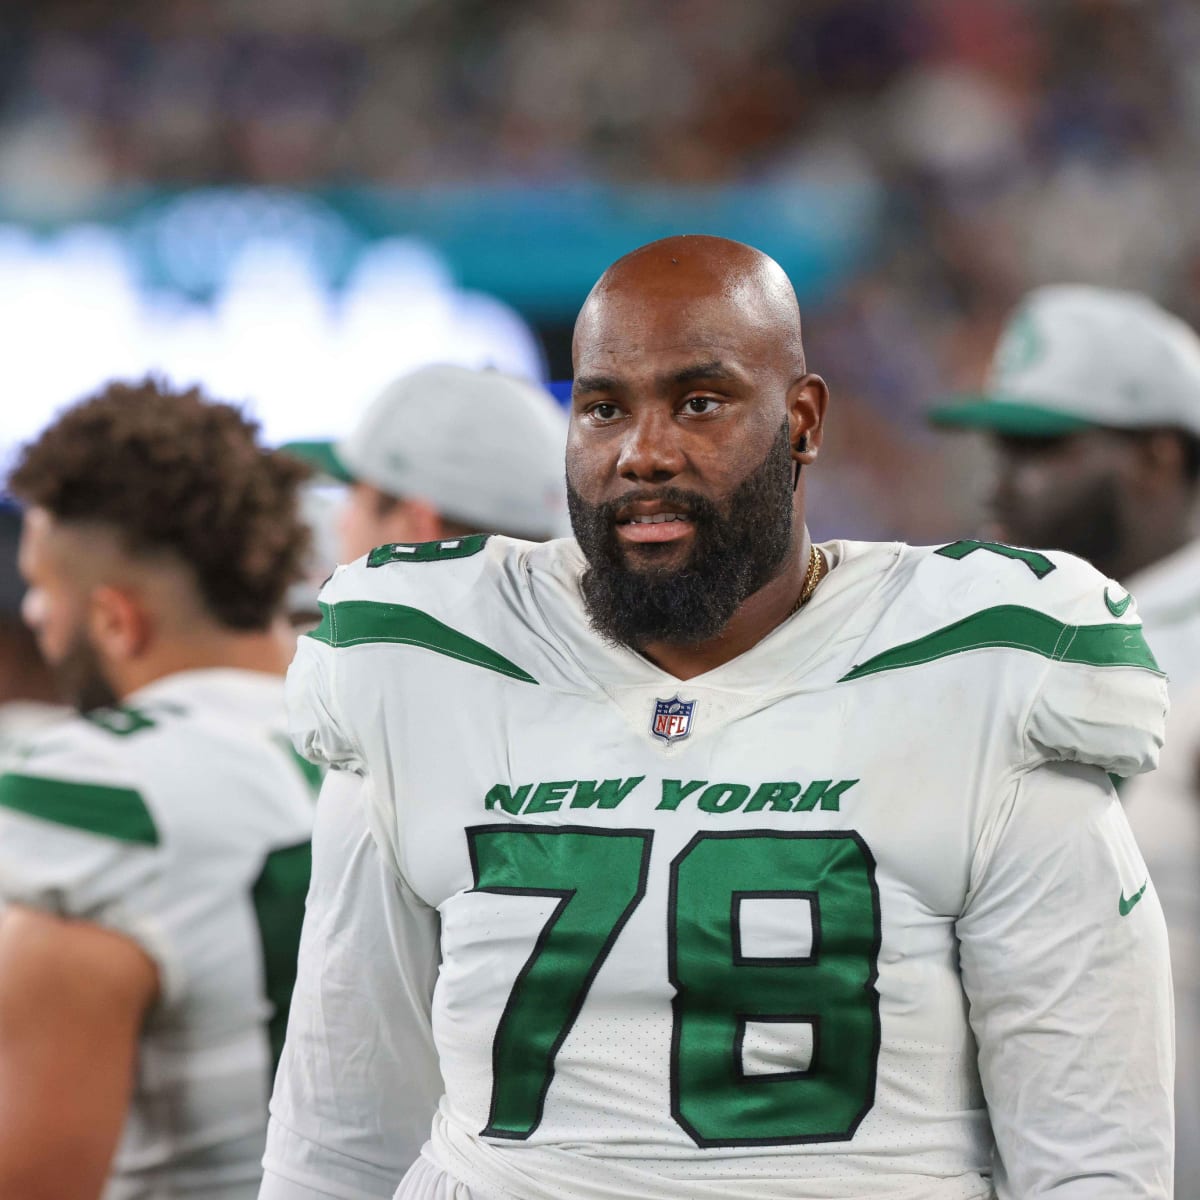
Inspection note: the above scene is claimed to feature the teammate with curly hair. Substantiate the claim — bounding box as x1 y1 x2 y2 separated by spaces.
0 379 319 1199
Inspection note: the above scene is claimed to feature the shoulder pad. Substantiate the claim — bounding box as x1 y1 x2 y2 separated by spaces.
844 541 1166 777
0 716 161 949
846 541 1158 677
0 716 157 845
308 535 539 681
910 540 1145 632
315 534 529 625
290 535 550 770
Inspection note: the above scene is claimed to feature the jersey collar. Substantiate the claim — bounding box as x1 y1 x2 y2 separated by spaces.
525 538 902 696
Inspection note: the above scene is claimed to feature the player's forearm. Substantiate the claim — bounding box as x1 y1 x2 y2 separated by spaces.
0 1152 112 1200
993 1154 1172 1200
0 1030 128 1199
960 763 1173 1196
264 771 439 1198
985 1022 1173 1199
0 908 157 1200
260 1130 401 1200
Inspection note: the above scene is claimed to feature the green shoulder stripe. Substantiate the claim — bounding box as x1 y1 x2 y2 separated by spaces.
840 604 1161 683
307 600 538 684
0 773 159 845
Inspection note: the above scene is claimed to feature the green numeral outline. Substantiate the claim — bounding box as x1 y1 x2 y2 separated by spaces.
668 831 881 1146
251 841 313 1077
473 826 882 1147
935 539 1055 579
468 825 653 1139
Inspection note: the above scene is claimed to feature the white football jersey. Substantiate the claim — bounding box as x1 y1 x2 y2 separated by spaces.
272 535 1173 1200
1124 681 1200 1198
0 669 318 1200
0 698 67 770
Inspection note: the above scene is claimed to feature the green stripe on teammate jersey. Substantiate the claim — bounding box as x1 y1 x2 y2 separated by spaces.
840 604 1161 682
252 841 313 1076
0 773 159 845
308 600 538 684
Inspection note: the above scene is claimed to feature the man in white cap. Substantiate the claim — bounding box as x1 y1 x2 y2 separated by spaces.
933 285 1200 1196
931 284 1200 688
286 364 569 563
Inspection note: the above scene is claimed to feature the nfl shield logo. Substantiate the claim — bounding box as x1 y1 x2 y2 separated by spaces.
651 696 696 744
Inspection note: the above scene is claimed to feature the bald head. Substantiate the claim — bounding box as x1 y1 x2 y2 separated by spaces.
574 235 806 378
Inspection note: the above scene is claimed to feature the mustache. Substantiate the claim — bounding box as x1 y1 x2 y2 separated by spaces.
601 486 717 526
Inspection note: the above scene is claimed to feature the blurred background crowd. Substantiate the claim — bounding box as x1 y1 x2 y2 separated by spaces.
3 0 1200 540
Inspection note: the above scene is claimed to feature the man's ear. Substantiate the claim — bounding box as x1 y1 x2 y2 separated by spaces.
788 374 829 466
1132 429 1189 497
87 585 150 663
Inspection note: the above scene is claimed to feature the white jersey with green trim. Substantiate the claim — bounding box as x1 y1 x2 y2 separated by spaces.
272 534 1173 1200
0 669 318 1200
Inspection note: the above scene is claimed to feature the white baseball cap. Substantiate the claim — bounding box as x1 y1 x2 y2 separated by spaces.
930 285 1200 437
285 364 569 540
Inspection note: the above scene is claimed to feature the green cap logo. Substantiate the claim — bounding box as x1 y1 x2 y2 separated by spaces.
993 307 1044 381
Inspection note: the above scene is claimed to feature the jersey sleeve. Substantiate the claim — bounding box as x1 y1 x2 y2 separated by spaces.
286 570 363 773
1124 688 1200 1199
0 721 178 996
262 769 442 1200
1021 568 1167 778
958 760 1173 1198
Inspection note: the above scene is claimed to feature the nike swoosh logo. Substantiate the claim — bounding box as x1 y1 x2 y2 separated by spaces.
1105 587 1133 618
1119 879 1148 916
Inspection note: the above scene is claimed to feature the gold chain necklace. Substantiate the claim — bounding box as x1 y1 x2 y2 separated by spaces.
790 544 825 616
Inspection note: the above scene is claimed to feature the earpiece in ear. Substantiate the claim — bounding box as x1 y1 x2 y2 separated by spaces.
793 435 807 490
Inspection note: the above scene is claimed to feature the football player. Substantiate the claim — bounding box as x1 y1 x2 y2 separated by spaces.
933 287 1200 1193
264 238 1173 1199
930 286 1200 689
0 380 318 1199
284 363 569 564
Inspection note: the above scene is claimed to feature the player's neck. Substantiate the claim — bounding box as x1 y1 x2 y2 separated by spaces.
108 624 293 699
636 533 813 681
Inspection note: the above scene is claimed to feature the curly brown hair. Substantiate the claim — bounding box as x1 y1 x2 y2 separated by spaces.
8 378 311 631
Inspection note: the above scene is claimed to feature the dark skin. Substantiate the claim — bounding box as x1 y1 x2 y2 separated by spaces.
567 235 828 681
987 428 1195 581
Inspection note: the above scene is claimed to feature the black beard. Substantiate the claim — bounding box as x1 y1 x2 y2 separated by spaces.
54 630 119 714
996 468 1125 579
1042 474 1124 580
568 423 796 649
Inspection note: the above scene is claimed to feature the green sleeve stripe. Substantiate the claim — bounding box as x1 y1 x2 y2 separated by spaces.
840 604 1162 682
0 773 159 845
307 600 538 684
